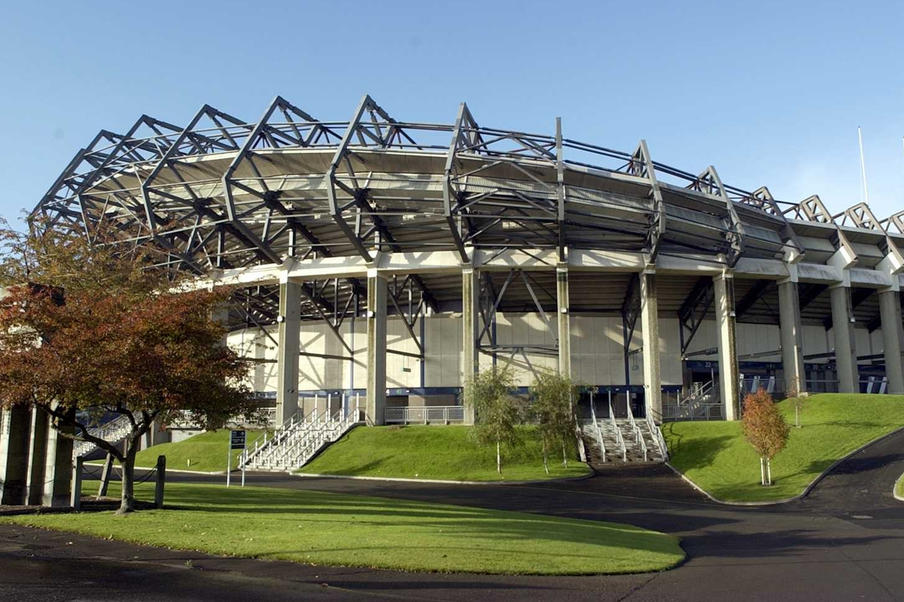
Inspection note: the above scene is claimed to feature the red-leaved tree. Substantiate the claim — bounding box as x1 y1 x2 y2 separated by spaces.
741 389 790 486
0 219 255 512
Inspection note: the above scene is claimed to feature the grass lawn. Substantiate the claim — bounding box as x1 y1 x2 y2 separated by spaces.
1 481 683 575
896 473 904 500
663 394 904 502
92 430 268 473
300 425 592 481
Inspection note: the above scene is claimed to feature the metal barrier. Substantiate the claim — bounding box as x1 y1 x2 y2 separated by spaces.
589 400 606 462
608 396 627 461
625 398 647 462
383 406 465 425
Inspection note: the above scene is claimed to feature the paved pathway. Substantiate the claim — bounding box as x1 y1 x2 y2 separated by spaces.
1 431 902 601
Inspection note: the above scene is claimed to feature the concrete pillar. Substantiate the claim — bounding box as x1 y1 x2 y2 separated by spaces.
556 265 571 379
829 285 859 393
366 270 387 425
143 419 172 450
778 279 807 396
639 271 662 419
0 406 30 505
714 273 739 420
42 408 74 508
878 289 904 394
461 267 479 425
25 407 48 506
276 280 302 424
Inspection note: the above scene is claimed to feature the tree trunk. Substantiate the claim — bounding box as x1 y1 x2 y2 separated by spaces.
561 441 568 467
760 457 766 486
542 439 549 475
766 458 773 486
496 441 501 474
118 440 138 514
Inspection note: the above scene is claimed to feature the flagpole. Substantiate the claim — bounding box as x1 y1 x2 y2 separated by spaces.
858 126 869 204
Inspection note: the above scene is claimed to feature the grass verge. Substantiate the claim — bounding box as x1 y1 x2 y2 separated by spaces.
91 430 268 473
663 394 904 502
300 425 592 481
896 473 904 500
1 481 683 575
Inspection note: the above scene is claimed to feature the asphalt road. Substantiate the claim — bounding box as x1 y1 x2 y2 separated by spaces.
1 430 902 601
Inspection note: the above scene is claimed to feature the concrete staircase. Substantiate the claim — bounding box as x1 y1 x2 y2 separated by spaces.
662 380 721 421
582 418 667 465
239 409 362 472
73 415 132 458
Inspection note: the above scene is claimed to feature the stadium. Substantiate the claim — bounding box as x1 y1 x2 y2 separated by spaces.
28 94 904 468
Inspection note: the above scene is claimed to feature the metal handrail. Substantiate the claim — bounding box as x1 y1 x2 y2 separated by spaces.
646 412 667 461
625 400 647 462
608 397 626 462
74 415 133 457
589 401 606 463
242 404 363 471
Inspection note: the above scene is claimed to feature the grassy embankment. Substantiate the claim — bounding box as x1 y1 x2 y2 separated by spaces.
300 424 592 481
664 394 904 502
1 481 683 575
90 430 268 473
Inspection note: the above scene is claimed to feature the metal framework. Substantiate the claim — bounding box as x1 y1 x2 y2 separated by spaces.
32 95 903 331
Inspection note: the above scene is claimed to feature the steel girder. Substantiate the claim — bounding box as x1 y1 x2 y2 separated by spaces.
734 279 775 321
476 270 558 360
34 95 902 313
627 140 666 262
678 277 715 356
620 272 641 386
685 167 744 266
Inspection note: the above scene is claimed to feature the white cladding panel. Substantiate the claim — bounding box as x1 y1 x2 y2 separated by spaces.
803 326 830 359
228 308 898 395
853 326 872 356
425 315 461 387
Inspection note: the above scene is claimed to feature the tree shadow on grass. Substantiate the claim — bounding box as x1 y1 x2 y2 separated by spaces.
662 425 735 472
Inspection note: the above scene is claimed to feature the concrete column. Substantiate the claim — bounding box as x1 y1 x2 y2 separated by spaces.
461 267 479 425
143 420 172 450
778 279 807 396
829 285 859 393
42 408 74 508
556 265 571 379
714 273 739 420
878 289 904 394
276 280 302 424
639 271 662 419
366 270 387 425
0 406 30 505
25 407 48 506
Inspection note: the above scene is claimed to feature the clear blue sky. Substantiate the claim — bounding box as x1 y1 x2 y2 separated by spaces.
2 0 903 226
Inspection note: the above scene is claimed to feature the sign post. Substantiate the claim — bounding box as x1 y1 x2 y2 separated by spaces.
227 430 246 488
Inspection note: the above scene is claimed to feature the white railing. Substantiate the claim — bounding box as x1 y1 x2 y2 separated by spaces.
608 397 626 461
646 412 668 461
241 407 362 471
74 415 132 457
662 380 721 421
383 406 465 425
589 401 606 462
625 400 648 462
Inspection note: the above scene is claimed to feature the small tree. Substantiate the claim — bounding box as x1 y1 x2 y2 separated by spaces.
742 390 790 486
786 383 805 429
465 365 521 474
0 219 256 513
531 371 577 474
